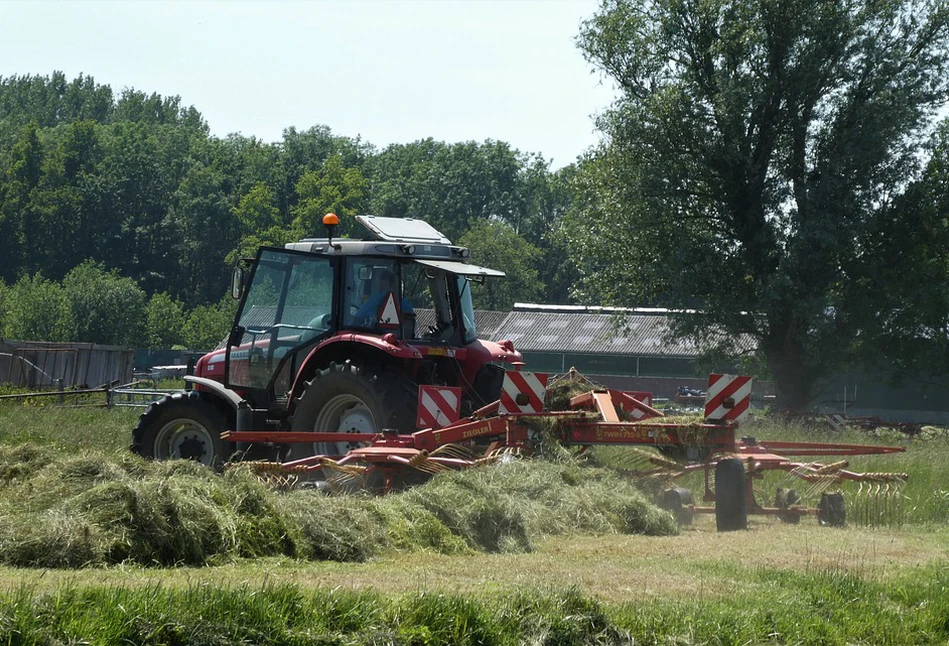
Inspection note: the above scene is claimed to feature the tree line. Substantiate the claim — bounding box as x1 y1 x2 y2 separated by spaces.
3 0 949 409
0 71 570 319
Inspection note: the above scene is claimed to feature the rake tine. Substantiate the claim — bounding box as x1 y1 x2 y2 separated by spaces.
429 443 474 461
407 451 449 475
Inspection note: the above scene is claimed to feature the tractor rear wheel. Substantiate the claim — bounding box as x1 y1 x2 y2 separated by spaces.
715 457 748 531
290 360 416 458
131 391 232 469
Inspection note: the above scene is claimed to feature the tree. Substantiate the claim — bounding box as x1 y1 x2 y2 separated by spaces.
0 121 44 279
366 139 525 241
233 182 280 233
574 0 949 407
164 160 238 305
0 274 72 342
62 260 147 347
458 220 545 310
180 297 237 351
290 154 367 238
145 292 187 349
845 119 949 375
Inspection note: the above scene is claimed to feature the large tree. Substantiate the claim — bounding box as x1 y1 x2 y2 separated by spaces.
459 220 545 310
574 0 949 407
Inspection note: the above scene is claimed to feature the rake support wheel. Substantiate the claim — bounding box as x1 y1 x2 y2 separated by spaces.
659 487 694 525
775 487 802 524
715 457 748 531
818 491 847 527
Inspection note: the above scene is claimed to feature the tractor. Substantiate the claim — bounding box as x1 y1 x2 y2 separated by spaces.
132 214 521 469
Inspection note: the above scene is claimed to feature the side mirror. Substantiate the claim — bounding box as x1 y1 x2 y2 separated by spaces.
231 266 245 300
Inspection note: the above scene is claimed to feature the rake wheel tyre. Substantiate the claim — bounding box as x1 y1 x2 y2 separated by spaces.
775 488 802 524
818 491 847 527
659 487 694 525
715 457 748 531
131 391 232 469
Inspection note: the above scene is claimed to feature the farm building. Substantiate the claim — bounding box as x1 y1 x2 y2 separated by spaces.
474 304 949 424
472 303 749 401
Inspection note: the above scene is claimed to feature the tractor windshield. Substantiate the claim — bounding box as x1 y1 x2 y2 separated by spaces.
457 276 477 344
227 249 335 391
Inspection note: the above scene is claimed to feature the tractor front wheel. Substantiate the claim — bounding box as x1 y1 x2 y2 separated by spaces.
131 391 232 469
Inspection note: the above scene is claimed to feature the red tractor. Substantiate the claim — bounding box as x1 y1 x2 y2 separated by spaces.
132 214 521 469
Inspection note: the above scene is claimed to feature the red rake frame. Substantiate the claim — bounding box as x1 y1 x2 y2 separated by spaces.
221 379 907 520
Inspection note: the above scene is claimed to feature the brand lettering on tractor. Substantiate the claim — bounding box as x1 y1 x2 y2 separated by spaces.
595 426 655 441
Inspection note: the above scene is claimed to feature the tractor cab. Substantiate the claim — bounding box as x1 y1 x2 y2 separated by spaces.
215 215 514 412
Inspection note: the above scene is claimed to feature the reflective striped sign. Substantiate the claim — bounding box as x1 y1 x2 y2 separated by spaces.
416 385 462 429
377 292 400 329
704 374 753 422
499 371 548 414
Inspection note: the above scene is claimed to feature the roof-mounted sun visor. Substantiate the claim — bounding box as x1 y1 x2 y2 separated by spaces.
356 215 451 244
414 258 505 277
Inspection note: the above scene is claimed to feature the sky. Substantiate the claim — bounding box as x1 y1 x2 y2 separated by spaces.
2 0 618 168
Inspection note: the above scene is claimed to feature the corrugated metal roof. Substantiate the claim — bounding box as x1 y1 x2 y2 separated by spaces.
414 309 510 340
492 311 699 356
231 304 748 358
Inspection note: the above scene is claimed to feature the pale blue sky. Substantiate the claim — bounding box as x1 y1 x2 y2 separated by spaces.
2 0 616 167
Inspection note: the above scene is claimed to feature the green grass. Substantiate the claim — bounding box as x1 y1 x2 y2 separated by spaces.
0 399 138 453
1 567 948 645
1 400 948 644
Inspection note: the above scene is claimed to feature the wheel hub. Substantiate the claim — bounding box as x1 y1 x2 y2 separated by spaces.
313 394 377 456
158 419 214 466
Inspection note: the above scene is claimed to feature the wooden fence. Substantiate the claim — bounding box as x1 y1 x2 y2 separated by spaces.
0 339 134 389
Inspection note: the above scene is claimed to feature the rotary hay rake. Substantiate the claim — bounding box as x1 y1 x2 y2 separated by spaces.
222 370 908 532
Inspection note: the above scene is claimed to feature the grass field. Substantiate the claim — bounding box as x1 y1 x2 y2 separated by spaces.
1 399 948 644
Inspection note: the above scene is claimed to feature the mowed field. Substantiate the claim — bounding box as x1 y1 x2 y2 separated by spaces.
1 399 948 644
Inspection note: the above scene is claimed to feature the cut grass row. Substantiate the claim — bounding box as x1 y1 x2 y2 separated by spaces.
0 442 677 568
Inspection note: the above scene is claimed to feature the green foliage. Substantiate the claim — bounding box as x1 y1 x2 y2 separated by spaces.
180 297 237 350
458 220 545 310
290 154 367 238
233 181 280 232
0 273 72 341
572 0 949 407
145 292 187 349
366 139 542 241
62 260 147 347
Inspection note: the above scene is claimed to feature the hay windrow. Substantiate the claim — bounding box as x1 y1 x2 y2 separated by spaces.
0 442 677 568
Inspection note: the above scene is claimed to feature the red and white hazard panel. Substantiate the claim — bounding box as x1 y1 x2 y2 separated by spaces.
704 374 753 422
625 391 653 408
377 292 400 329
622 395 659 421
499 371 548 414
416 385 462 429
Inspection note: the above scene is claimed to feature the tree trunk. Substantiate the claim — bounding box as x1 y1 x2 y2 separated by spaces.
763 325 815 411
